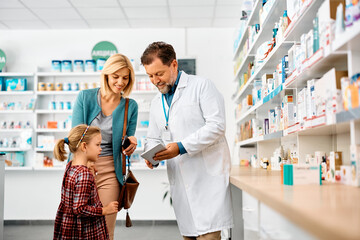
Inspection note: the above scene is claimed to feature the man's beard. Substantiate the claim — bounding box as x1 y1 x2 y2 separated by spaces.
157 84 172 94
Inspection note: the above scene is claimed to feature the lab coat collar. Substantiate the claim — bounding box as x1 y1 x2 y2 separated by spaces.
168 71 187 106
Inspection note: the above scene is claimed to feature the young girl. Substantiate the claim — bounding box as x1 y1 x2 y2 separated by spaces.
53 124 118 240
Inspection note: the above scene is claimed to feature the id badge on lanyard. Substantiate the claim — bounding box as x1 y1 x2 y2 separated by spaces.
162 95 172 142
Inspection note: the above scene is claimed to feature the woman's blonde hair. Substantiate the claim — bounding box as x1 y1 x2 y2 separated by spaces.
100 53 135 98
53 124 101 162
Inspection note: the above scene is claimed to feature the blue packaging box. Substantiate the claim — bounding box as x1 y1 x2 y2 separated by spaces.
85 60 96 72
96 58 106 72
51 60 62 72
6 78 27 91
61 60 72 72
74 60 84 72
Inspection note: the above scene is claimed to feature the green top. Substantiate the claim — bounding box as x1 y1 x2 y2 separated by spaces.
72 88 138 185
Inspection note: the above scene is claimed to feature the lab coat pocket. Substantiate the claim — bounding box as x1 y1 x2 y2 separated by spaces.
202 141 226 176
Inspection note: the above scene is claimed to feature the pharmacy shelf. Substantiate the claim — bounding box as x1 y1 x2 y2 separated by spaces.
332 22 360 52
36 72 101 77
0 110 33 114
35 129 70 133
233 0 285 83
297 121 350 136
5 166 33 171
237 131 283 147
0 129 32 133
0 91 34 96
236 83 284 125
285 48 347 89
36 91 80 95
0 148 31 152
35 110 72 114
336 108 360 124
247 0 285 56
232 0 262 60
235 101 262 124
0 72 34 77
234 40 293 102
36 71 148 77
284 0 325 42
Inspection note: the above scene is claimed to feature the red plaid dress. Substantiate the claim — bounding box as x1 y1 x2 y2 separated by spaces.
54 162 109 240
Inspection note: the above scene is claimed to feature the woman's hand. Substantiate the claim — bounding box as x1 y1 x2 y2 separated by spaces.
123 136 137 156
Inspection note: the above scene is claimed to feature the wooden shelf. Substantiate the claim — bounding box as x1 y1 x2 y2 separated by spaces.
230 166 360 240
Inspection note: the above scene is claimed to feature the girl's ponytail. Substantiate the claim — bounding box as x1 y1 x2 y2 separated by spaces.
53 138 67 162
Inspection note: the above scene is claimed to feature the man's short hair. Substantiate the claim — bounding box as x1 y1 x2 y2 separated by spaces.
141 41 176 66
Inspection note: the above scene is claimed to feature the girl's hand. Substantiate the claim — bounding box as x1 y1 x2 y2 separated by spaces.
102 201 119 215
87 161 97 177
123 136 137 156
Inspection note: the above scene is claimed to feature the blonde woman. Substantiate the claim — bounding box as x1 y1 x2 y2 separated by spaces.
72 54 138 239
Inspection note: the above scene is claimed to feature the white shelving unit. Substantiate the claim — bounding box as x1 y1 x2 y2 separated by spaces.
0 69 157 171
233 0 360 167
0 91 34 96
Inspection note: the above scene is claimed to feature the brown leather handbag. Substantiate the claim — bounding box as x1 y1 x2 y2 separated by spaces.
118 98 139 227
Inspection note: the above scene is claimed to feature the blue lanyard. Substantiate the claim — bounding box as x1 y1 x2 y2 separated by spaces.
161 95 170 130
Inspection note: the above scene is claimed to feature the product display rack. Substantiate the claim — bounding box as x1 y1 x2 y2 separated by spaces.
233 0 360 169
1 69 159 171
231 1 360 239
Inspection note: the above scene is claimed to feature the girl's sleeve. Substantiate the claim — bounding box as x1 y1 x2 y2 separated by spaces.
126 99 138 136
72 170 103 216
72 90 85 127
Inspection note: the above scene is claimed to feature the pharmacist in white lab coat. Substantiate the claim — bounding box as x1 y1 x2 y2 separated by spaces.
141 42 233 240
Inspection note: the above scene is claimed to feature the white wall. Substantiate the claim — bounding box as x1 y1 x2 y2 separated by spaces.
0 27 236 220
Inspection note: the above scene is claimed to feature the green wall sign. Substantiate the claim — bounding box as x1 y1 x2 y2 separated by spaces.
91 41 118 61
0 49 6 71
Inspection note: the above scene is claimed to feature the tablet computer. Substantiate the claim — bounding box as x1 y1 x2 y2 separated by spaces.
141 143 166 165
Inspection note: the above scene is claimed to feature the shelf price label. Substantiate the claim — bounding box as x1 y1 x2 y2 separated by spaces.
0 49 6 71
91 41 118 61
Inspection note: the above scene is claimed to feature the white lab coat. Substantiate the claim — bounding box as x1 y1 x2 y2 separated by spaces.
144 71 233 236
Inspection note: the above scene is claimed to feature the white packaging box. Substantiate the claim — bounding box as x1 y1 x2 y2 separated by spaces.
306 79 316 119
297 88 307 124
284 102 295 129
293 164 321 185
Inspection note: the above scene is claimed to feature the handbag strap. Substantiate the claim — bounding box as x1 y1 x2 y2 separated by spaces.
122 98 129 176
